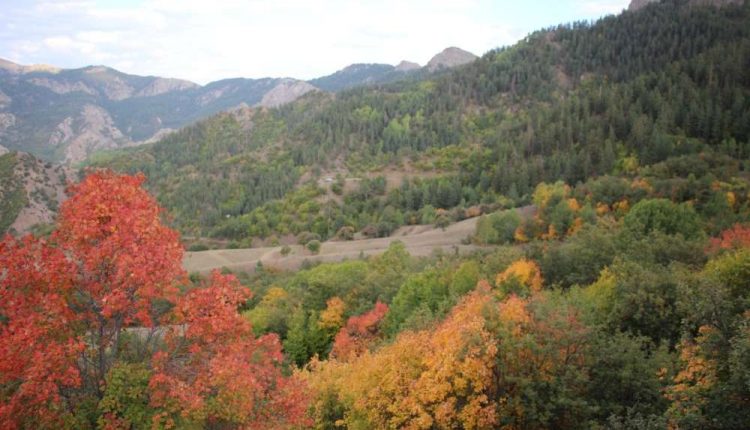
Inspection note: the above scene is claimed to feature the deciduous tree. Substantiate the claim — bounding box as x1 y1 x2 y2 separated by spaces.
150 271 310 429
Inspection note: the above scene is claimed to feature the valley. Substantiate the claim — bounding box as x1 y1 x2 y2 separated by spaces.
2 1 750 428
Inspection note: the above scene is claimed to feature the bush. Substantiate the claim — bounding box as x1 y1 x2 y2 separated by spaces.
188 242 210 252
297 231 321 245
280 245 292 256
335 226 356 240
331 182 343 195
435 214 452 229
622 198 702 240
475 210 522 245
307 240 321 254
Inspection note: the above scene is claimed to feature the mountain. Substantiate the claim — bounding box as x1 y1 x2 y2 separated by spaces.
309 63 414 92
395 60 421 72
426 47 478 72
628 0 659 9
311 48 478 92
260 79 317 107
0 61 318 163
0 45 480 164
0 151 70 235
84 0 750 244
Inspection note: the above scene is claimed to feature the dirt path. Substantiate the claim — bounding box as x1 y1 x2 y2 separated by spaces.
183 216 482 274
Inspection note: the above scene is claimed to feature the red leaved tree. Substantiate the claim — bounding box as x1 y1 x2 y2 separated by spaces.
707 223 750 254
0 236 83 428
54 171 185 395
1 170 310 428
331 301 388 361
149 271 310 429
1 171 183 427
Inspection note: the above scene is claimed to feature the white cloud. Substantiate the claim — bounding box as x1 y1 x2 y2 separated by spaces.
0 0 629 84
576 0 630 15
43 36 74 49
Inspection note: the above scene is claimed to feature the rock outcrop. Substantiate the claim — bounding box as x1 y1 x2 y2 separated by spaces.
259 79 317 108
395 60 421 72
135 77 199 97
426 47 478 72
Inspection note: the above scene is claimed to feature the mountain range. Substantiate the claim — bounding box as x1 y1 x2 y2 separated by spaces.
0 47 477 164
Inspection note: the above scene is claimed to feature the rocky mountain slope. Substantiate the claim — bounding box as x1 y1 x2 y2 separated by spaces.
309 48 478 92
0 45 478 164
0 151 70 235
0 62 316 163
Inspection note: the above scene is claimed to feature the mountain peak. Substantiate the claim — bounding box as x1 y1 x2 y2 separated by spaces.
395 60 421 72
0 58 61 74
426 47 478 72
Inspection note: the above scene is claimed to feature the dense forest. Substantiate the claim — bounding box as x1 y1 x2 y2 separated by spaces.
3 0 750 428
90 0 750 247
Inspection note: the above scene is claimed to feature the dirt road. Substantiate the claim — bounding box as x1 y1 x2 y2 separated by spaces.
183 216 481 274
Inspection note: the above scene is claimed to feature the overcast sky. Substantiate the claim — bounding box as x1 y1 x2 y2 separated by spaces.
0 0 630 84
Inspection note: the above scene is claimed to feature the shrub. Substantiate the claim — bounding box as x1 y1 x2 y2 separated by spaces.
622 198 702 239
307 240 322 254
335 226 356 241
298 231 321 245
188 242 210 252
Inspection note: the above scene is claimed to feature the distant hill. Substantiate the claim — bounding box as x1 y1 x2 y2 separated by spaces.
0 61 317 163
309 63 406 92
0 45 479 164
0 151 70 235
310 47 479 92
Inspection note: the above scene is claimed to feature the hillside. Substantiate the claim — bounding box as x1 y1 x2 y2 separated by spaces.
0 61 316 163
87 0 750 247
0 151 70 235
309 63 413 92
183 216 483 273
0 47 474 164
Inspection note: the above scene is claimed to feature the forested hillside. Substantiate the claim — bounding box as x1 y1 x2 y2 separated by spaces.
3 1 750 428
92 0 750 247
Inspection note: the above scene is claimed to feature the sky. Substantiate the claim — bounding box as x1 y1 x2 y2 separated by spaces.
0 0 630 85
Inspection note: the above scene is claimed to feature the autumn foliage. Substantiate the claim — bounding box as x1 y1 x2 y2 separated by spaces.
0 236 82 428
149 271 309 429
495 258 543 294
0 171 308 429
707 223 750 254
306 281 589 429
330 301 388 361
